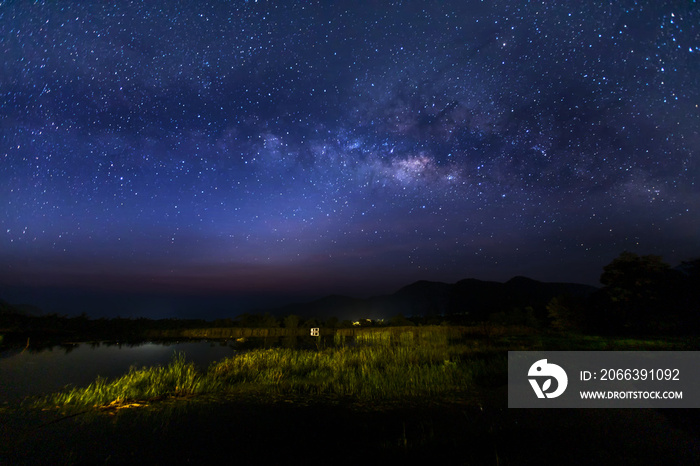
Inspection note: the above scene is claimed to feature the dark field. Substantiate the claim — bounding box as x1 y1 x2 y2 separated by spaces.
2 328 699 465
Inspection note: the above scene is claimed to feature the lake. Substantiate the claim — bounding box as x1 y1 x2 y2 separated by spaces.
0 340 241 404
0 335 342 405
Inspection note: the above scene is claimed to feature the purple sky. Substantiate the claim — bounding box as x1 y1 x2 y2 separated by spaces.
2 1 698 318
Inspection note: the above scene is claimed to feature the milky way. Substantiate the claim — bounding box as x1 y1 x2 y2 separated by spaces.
1 1 698 317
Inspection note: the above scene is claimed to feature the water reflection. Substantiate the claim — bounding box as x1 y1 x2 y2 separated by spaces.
0 336 347 404
0 340 234 404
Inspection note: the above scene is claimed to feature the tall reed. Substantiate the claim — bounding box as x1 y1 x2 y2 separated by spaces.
38 328 507 408
40 352 211 408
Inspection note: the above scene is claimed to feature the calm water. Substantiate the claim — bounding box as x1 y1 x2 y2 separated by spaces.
0 340 244 404
0 336 339 405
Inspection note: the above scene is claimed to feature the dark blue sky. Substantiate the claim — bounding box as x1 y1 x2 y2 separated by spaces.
2 1 698 318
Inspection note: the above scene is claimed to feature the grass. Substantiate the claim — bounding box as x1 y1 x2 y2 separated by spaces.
40 353 211 408
35 326 694 410
37 328 505 409
207 339 503 400
14 327 700 466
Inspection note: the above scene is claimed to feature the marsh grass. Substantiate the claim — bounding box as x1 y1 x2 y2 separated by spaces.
206 336 495 400
37 327 685 410
39 352 213 408
37 328 506 409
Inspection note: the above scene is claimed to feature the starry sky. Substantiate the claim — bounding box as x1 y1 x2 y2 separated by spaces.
1 1 699 318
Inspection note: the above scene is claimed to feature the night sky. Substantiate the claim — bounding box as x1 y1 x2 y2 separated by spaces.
2 1 698 318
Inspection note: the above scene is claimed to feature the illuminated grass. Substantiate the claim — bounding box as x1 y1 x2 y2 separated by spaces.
32 327 695 411
40 352 213 408
38 329 505 408
207 340 501 399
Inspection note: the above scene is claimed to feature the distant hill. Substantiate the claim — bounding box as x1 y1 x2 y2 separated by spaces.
0 299 42 316
260 276 599 322
0 298 18 315
269 294 368 321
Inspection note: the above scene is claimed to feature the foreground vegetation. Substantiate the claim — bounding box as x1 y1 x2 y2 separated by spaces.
8 327 695 465
35 327 696 411
37 328 505 409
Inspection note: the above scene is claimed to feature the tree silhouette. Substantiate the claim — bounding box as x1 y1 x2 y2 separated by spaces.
599 252 676 332
547 295 585 332
389 313 415 327
324 316 339 328
677 257 700 332
601 252 671 303
236 312 280 328
283 314 300 329
302 318 319 329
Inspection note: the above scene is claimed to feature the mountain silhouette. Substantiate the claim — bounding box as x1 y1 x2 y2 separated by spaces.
261 276 598 322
